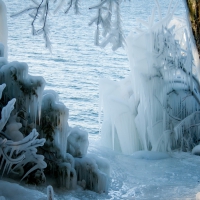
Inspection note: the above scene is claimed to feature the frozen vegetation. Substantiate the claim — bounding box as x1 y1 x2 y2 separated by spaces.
0 0 200 199
0 33 109 196
100 1 200 155
0 0 109 198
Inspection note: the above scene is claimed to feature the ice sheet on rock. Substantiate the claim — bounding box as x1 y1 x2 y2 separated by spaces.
75 156 109 193
87 154 110 176
192 145 200 156
67 127 89 157
57 161 77 189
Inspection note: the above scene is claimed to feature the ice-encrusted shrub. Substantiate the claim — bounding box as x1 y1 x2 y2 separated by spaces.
0 43 109 192
0 82 46 181
40 91 109 192
100 2 200 154
0 60 45 137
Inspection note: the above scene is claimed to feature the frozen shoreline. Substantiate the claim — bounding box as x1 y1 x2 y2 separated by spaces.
1 137 200 200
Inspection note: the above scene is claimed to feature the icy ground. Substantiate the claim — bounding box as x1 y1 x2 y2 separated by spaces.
1 136 200 200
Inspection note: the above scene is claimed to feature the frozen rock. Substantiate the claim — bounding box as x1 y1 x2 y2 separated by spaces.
57 162 77 189
67 127 89 157
75 156 109 193
5 122 24 142
192 145 200 156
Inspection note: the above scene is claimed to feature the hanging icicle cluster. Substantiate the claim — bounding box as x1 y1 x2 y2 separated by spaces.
0 60 45 135
40 90 69 158
89 0 124 50
100 0 200 154
0 81 46 182
10 0 80 51
11 0 125 51
40 91 109 192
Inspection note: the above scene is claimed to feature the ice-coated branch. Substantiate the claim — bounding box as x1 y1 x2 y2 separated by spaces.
0 138 25 177
89 0 125 50
11 0 81 51
0 129 46 179
11 0 125 51
0 98 16 132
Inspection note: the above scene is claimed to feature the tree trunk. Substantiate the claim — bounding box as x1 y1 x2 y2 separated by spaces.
186 0 200 58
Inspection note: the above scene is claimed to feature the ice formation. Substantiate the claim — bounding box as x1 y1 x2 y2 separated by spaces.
47 185 54 200
75 156 109 193
89 0 124 50
5 113 24 141
0 49 48 182
100 2 200 154
41 90 69 158
0 42 109 193
67 127 89 157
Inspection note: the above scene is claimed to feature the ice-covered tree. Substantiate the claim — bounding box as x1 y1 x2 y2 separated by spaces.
99 0 200 154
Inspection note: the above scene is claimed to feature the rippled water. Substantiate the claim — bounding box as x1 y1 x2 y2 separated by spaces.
4 1 198 200
5 0 185 134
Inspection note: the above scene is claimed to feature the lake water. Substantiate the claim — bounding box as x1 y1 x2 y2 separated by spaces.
4 1 200 200
5 0 185 135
